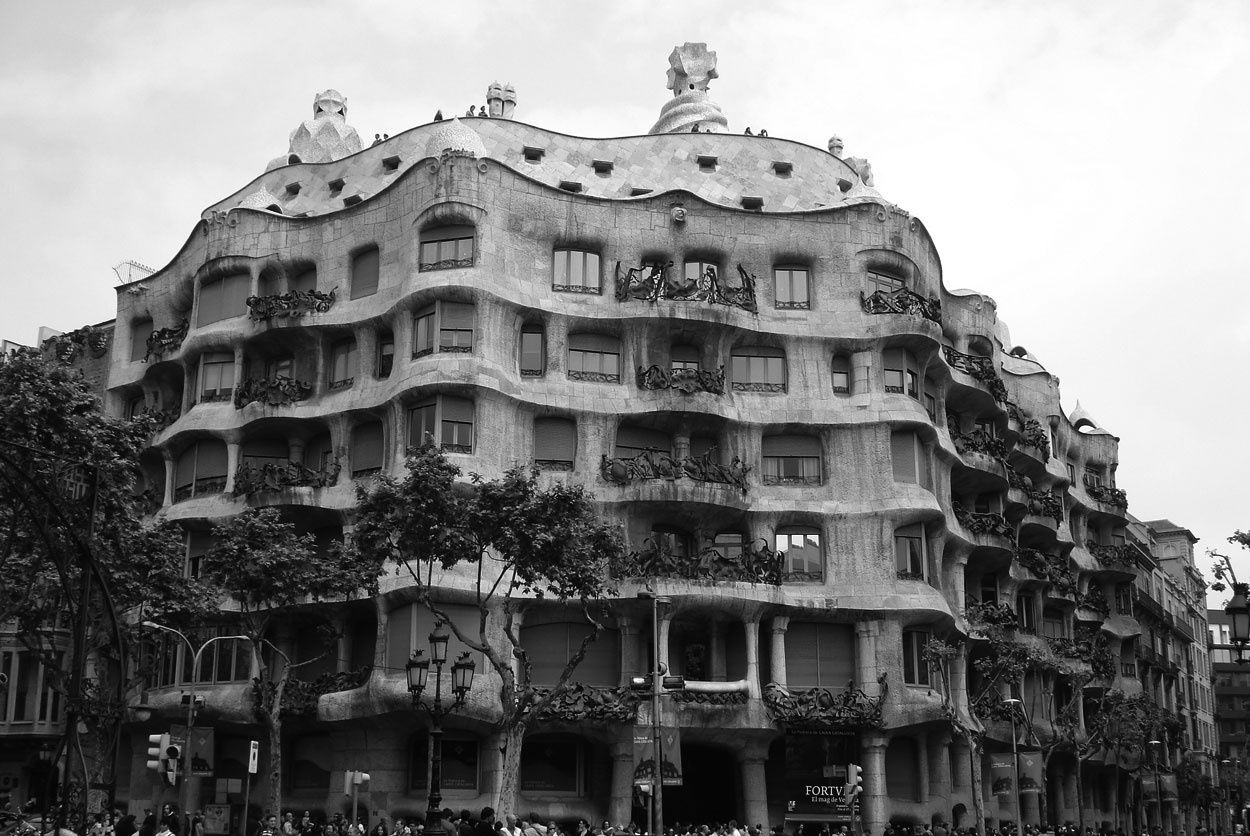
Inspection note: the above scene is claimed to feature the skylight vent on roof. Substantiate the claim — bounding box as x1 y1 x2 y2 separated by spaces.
328 178 345 194
343 194 363 207
740 196 764 211
382 155 401 172
592 160 614 175
772 161 793 177
630 187 653 197
696 154 718 172
285 182 302 196
523 146 545 163
558 180 583 193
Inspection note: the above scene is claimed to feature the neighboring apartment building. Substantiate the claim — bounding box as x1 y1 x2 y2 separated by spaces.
1210 609 1249 831
6 42 1210 834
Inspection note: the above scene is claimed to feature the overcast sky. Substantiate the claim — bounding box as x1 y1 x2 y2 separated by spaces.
2 0 1247 598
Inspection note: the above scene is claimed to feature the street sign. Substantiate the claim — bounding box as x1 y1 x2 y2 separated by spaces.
247 740 259 774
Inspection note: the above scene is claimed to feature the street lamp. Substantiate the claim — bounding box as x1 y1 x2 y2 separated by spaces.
141 622 250 834
1227 584 1250 662
637 590 671 836
1003 697 1024 836
1149 739 1164 832
406 623 476 836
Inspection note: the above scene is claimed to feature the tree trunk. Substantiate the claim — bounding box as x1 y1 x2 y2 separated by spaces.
969 740 986 835
267 678 287 821
1075 756 1085 835
493 723 527 817
1039 750 1051 826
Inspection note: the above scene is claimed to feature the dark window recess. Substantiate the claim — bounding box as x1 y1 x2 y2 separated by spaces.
533 417 576 469
351 422 384 477
740 196 764 211
376 335 395 378
696 154 718 171
558 180 583 193
592 160 613 175
772 161 794 176
382 155 401 171
285 182 301 196
328 178 345 194
343 195 362 207
520 326 545 376
630 187 653 197
522 146 545 163
350 247 380 299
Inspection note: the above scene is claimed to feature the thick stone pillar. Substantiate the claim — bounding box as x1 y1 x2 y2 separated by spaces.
224 441 240 495
232 344 246 396
929 731 953 802
710 618 727 681
855 621 883 695
739 742 770 828
619 617 640 688
610 736 635 827
161 449 175 507
744 619 761 699
918 734 931 801
862 734 889 836
770 616 790 690
357 325 378 381
334 613 350 673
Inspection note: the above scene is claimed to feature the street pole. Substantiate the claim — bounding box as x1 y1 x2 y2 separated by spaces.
651 593 663 836
1005 698 1023 836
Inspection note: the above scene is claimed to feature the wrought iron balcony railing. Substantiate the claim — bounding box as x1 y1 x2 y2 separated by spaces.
233 376 313 408
636 364 725 395
953 428 1010 460
144 319 190 362
615 261 759 313
232 460 341 497
859 287 942 324
1086 541 1137 570
600 448 751 492
616 537 782 585
954 503 1015 540
943 346 1008 403
246 288 336 321
762 678 887 732
1085 482 1129 509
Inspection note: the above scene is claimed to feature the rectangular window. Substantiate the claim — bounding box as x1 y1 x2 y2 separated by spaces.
979 575 998 605
350 247 380 299
186 531 213 579
438 302 475 352
924 378 937 420
1084 466 1104 488
533 417 576 469
902 631 930 685
199 352 235 401
1017 594 1037 632
761 435 822 485
730 346 786 392
831 355 851 394
419 225 475 271
265 356 294 380
377 334 395 378
520 326 545 376
413 306 435 357
198 273 250 326
774 267 810 310
891 431 932 490
684 260 719 285
868 271 905 295
411 735 480 791
776 528 823 581
519 739 580 795
131 319 154 362
329 339 358 390
568 334 621 383
553 250 602 293
883 348 921 399
409 396 475 454
894 524 926 579
351 422 384 476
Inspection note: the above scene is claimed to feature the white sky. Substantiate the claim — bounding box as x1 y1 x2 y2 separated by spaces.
2 0 1248 597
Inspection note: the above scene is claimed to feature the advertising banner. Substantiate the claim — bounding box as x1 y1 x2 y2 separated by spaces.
203 804 231 835
784 777 855 823
1160 774 1178 803
1140 775 1158 803
188 727 215 777
990 754 1015 797
632 726 683 787
1017 752 1042 795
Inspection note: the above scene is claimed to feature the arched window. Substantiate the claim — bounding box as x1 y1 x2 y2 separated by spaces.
174 439 228 502
553 249 601 294
730 345 786 392
894 523 927 581
567 333 621 383
350 246 380 299
615 425 672 459
761 435 821 485
785 622 854 687
883 347 922 399
831 353 851 394
419 225 475 271
891 430 933 490
350 421 384 477
534 417 576 469
776 526 823 581
408 395 475 453
197 273 250 326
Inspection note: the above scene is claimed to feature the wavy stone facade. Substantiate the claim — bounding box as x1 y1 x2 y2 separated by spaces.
99 54 1204 834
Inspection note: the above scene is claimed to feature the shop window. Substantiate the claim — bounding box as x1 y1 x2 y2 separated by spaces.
350 246 380 299
568 333 621 383
518 622 618 686
350 421 384 477
376 332 394 378
329 339 358 390
520 736 582 796
553 249 601 293
891 431 933 490
408 395 475 453
762 435 821 485
174 439 228 502
902 630 930 685
730 345 786 392
894 523 927 580
785 622 854 687
883 347 921 399
831 353 851 394
520 324 546 376
131 319 154 362
774 266 810 310
199 352 235 402
419 224 475 271
615 425 672 459
198 273 250 326
289 735 332 791
410 734 480 791
533 417 576 469
776 526 823 582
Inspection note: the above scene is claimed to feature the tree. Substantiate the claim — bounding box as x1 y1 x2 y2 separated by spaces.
200 507 386 817
0 349 206 827
348 444 626 812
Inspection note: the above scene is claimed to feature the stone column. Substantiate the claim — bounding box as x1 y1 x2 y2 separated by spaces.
855 621 883 695
619 617 640 688
224 441 240 495
357 325 378 381
862 734 889 836
948 555 968 611
161 449 175 507
710 618 727 681
744 619 761 699
930 731 953 803
333 613 350 673
739 742 770 827
182 364 196 414
918 734 931 801
373 595 390 668
610 736 635 827
232 344 246 394
770 616 790 690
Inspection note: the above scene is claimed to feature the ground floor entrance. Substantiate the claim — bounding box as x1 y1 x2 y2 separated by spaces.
654 743 742 827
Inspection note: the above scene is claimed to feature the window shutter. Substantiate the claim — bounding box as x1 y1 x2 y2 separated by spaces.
671 344 699 364
891 431 917 482
421 224 474 243
222 274 251 317
352 422 384 471
818 624 855 686
786 622 821 687
198 280 222 326
351 248 380 299
440 302 475 329
303 434 334 470
762 435 820 457
440 395 474 423
576 623 618 687
615 425 672 456
196 441 228 480
534 417 577 462
291 269 317 294
242 438 288 462
568 333 620 353
131 320 153 361
175 447 197 489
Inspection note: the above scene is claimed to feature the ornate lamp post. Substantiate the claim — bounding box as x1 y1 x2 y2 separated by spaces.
1149 739 1164 831
406 624 475 836
1003 697 1024 836
1226 584 1250 661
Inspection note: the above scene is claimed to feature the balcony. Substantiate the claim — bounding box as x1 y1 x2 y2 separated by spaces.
614 261 759 313
232 460 341 497
1084 480 1129 510
1006 403 1051 461
599 450 750 492
954 503 1015 540
1009 470 1063 522
616 539 782 585
859 287 942 325
144 319 190 362
233 376 313 408
1016 548 1077 597
943 346 1008 403
246 288 336 321
636 364 725 395
953 428 1010 461
762 682 886 732
1086 541 1137 571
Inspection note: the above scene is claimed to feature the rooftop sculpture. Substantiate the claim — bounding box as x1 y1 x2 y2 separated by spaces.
649 42 728 134
265 89 363 171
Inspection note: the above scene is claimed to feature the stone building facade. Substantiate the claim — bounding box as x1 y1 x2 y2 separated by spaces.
75 42 1208 834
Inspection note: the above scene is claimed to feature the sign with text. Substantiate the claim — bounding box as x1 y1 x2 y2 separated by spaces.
785 780 855 822
1018 752 1042 795
188 727 215 777
990 754 1014 797
248 740 258 775
782 736 859 822
632 726 683 787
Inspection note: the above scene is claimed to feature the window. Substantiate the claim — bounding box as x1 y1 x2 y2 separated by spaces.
762 435 821 485
774 266 810 310
198 352 235 402
264 355 294 380
891 430 933 490
1016 594 1037 632
131 319 153 362
419 225 474 271
785 622 854 687
174 440 228 502
1114 584 1133 614
413 302 476 356
291 269 317 295
408 395 475 453
776 526 823 581
350 246 380 299
519 736 582 795
553 249 601 293
197 273 251 326
883 348 922 398
924 377 938 420
710 531 745 562
730 345 786 392
670 344 700 371
831 354 851 394
568 333 621 383
1084 465 1104 489
520 324 546 376
186 531 214 579
533 417 576 470
651 526 693 558
894 523 927 580
376 333 394 378
329 339 358 390
868 270 905 295
241 438 288 469
902 630 930 685
615 425 672 459
350 421 384 477
410 734 480 792
684 260 719 286
126 394 146 420
1042 607 1067 639
413 306 435 357
289 735 332 791
519 623 617 687
979 574 998 605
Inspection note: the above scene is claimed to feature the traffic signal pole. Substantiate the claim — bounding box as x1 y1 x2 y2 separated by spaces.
651 593 663 836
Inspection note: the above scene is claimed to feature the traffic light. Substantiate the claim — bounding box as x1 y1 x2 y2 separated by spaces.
163 742 182 786
629 674 686 692
846 763 864 798
146 733 170 774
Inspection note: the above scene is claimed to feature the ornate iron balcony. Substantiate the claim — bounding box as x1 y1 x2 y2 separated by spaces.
860 287 942 324
1007 403 1051 460
615 261 759 313
953 428 1010 460
532 684 638 724
144 319 190 362
233 459 341 497
246 288 336 321
1086 541 1136 569
567 370 620 384
636 364 725 395
943 346 1008 403
762 678 887 732
954 503 1015 540
1085 483 1129 509
234 376 313 408
600 448 751 492
616 537 782 586
419 256 474 272
43 324 111 364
